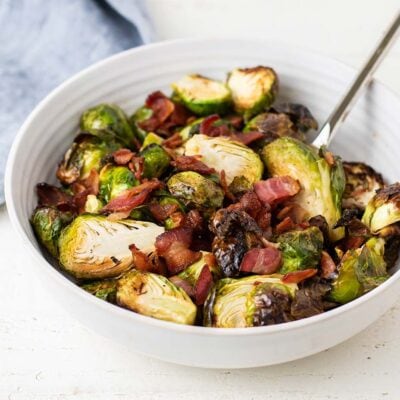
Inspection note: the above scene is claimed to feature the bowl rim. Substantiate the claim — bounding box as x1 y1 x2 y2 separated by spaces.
5 36 400 336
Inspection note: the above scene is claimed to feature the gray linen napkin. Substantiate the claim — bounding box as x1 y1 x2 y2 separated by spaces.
0 0 152 204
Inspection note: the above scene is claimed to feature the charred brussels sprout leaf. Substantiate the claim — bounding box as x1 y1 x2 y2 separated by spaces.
141 132 163 149
129 106 153 143
31 207 73 257
227 66 278 120
167 171 224 210
99 164 138 203
58 215 164 280
140 143 171 179
204 276 297 328
272 103 318 133
343 162 384 210
277 227 324 273
362 183 400 234
262 137 345 241
80 104 135 148
330 237 388 304
171 74 232 116
184 134 263 185
116 270 197 325
81 279 118 303
57 134 121 184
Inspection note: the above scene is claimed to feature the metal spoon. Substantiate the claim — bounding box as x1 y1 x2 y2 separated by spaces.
312 11 400 148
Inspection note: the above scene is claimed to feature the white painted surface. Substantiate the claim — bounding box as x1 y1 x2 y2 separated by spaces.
3 0 400 397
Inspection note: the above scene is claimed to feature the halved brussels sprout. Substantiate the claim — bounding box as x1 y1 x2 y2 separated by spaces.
361 183 400 234
129 106 153 143
277 227 324 273
343 162 384 210
167 171 224 210
330 237 388 304
204 275 297 328
140 143 171 179
81 279 118 303
262 137 345 241
227 66 278 120
56 134 121 184
31 207 73 257
58 215 164 280
116 270 196 325
184 134 263 185
141 132 163 149
171 74 232 116
80 104 135 148
99 164 138 203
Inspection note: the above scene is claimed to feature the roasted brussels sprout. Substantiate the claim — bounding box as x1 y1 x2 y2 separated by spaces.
31 207 74 257
167 171 224 210
58 215 164 280
204 275 297 327
116 270 196 325
84 194 104 214
343 162 384 210
330 237 388 304
227 66 278 120
140 143 171 179
171 74 232 116
141 132 163 149
262 137 345 241
81 279 118 303
179 118 203 143
277 227 324 273
80 104 135 148
361 183 400 234
57 134 121 184
129 106 153 142
271 103 318 133
184 134 263 185
99 164 138 203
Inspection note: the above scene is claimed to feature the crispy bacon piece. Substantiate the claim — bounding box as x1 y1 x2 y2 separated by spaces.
233 131 264 146
199 114 231 137
275 216 296 234
254 176 300 206
163 132 183 149
282 268 318 284
157 103 193 136
113 148 134 165
169 276 195 297
184 209 204 232
320 251 337 279
171 155 215 175
71 169 100 213
155 227 202 275
225 114 243 129
194 265 214 305
168 211 186 229
240 247 282 274
277 203 308 224
148 203 179 222
129 244 167 275
138 91 175 132
128 156 145 180
101 179 161 214
219 170 235 201
36 183 72 210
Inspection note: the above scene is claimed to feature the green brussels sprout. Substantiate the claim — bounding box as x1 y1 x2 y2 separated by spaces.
184 134 263 185
227 66 278 120
99 164 138 203
343 162 384 210
179 118 203 143
80 104 135 148
277 227 324 273
204 275 297 328
141 132 163 149
129 106 154 143
171 74 232 116
31 207 73 257
330 237 388 304
81 279 118 303
116 270 197 325
228 175 252 196
140 143 171 179
57 134 121 184
167 171 224 210
84 194 104 214
58 215 164 280
262 137 345 242
361 183 400 234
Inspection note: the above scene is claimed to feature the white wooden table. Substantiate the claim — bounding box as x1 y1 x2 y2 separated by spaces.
2 1 400 398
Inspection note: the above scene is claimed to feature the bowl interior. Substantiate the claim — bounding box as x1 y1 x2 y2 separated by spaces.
6 38 400 276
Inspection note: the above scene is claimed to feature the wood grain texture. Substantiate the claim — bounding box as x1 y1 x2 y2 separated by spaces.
1 205 400 399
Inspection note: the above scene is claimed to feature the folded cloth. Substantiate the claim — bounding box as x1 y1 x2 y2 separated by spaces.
0 0 153 204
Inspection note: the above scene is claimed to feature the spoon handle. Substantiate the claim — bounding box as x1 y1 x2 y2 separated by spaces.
312 11 400 148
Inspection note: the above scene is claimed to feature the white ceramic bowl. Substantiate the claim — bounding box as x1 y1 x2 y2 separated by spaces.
5 38 400 369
